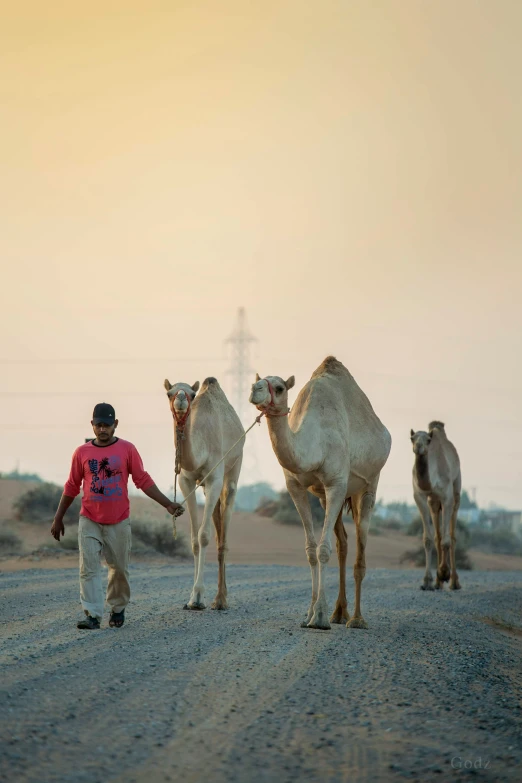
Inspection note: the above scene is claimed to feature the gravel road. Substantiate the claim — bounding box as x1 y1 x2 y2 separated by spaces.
1 564 521 783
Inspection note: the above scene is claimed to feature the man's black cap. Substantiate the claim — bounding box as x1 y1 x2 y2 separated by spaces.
92 403 116 425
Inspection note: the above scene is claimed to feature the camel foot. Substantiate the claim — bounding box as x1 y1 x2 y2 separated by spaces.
330 605 350 624
434 580 443 590
211 597 228 610
300 604 315 628
307 619 331 631
307 599 331 630
449 579 461 591
437 564 450 583
420 581 434 591
347 616 368 630
183 593 206 610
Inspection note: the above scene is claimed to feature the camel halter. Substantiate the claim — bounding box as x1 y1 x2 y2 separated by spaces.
170 390 193 538
255 379 290 418
169 378 288 538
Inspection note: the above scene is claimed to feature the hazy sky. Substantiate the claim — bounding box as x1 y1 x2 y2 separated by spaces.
1 1 521 508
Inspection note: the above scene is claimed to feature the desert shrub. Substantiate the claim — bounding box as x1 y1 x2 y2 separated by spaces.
269 491 324 526
469 526 522 556
13 483 81 523
131 519 190 558
256 498 279 518
59 533 79 551
0 470 42 482
382 518 403 531
406 517 423 536
373 517 404 532
400 545 473 570
236 482 278 512
0 530 23 554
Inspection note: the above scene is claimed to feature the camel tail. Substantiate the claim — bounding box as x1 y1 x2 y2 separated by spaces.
344 497 353 517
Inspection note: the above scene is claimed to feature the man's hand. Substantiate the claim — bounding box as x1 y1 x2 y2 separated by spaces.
167 503 185 518
51 517 65 541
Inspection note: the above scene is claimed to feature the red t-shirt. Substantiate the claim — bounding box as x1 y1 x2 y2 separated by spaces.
64 438 155 524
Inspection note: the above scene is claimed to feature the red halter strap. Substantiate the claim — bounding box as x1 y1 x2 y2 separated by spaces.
256 379 289 419
172 390 192 430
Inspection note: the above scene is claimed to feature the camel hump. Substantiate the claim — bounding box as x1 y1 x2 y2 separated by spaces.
428 420 445 432
312 355 350 379
201 376 220 390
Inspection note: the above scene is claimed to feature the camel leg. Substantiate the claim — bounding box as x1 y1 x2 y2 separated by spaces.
212 457 241 610
347 489 375 630
211 500 224 606
449 488 461 590
309 481 347 631
437 496 453 585
285 474 318 627
414 491 436 590
330 511 350 624
187 471 224 610
178 474 200 598
428 497 443 589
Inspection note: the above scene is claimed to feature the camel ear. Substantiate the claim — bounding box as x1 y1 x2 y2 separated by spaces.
164 379 172 392
410 429 415 439
285 376 295 390
255 373 261 382
191 381 200 392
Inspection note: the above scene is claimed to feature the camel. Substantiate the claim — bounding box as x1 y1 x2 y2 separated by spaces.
249 356 391 630
410 421 462 591
164 376 244 610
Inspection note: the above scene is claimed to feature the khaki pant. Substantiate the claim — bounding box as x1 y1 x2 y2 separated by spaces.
79 515 131 620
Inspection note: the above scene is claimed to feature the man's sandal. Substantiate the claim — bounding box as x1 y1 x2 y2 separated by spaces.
77 615 100 630
109 609 125 628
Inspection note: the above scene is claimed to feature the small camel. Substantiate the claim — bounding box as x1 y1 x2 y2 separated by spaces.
164 376 244 610
249 356 391 630
410 421 462 591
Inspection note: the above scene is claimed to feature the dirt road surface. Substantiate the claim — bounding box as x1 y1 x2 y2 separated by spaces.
1 564 521 783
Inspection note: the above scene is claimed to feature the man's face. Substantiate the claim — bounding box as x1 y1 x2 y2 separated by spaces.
91 420 118 443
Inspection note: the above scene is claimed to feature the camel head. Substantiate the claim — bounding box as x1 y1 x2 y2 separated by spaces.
410 428 432 456
164 379 200 421
249 373 295 414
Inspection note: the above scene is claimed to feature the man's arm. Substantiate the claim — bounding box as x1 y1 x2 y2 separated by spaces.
128 444 184 517
142 484 184 517
51 449 83 540
51 494 77 540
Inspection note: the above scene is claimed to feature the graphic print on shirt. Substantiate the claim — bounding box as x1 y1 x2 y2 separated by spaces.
88 455 122 501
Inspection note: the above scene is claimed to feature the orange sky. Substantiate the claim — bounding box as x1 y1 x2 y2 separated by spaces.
1 1 521 508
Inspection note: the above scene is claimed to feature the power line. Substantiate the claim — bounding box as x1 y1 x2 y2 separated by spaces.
225 307 257 424
0 357 226 365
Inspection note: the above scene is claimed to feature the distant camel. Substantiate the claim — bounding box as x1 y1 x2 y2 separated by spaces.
410 422 462 590
164 377 244 610
249 356 391 630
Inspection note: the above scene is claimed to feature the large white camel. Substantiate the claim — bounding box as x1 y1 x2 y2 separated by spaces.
164 377 244 610
410 421 462 591
249 356 391 629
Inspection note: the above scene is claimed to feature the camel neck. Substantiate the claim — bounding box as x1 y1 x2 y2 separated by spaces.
175 418 199 472
414 453 431 492
266 415 311 474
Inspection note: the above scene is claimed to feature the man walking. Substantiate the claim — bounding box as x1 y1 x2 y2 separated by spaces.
51 403 184 629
